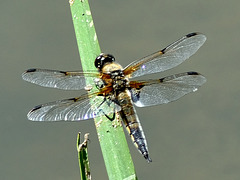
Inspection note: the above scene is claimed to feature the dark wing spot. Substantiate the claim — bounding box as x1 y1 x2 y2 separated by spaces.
159 77 165 82
160 48 166 54
187 71 200 75
186 32 198 38
31 105 42 112
26 68 37 73
59 71 68 75
69 97 79 102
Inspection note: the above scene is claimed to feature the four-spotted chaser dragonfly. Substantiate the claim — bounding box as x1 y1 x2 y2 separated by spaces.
22 32 206 162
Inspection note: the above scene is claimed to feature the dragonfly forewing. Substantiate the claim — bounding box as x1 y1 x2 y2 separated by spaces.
124 33 206 78
22 68 99 90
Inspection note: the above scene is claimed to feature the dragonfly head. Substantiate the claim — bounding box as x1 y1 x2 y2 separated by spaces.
95 53 115 71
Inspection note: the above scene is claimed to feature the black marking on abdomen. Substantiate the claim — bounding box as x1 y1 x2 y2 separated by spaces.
121 109 152 162
118 91 152 162
129 126 152 163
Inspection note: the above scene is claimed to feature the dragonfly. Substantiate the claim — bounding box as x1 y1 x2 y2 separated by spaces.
22 32 207 162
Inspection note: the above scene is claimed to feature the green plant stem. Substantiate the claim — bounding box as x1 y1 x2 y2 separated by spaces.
77 133 91 180
69 1 137 179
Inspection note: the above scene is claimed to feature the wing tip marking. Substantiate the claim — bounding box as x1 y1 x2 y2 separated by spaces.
30 105 42 112
187 71 200 75
186 32 198 38
186 32 207 42
25 68 37 73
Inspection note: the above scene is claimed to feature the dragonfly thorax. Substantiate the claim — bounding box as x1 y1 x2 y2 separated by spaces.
101 62 123 74
96 69 129 92
111 70 129 92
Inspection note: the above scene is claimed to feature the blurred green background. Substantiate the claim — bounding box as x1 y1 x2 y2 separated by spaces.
1 0 240 179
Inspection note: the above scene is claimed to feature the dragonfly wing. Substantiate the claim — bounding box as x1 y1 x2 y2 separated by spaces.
130 72 206 107
124 33 206 78
22 68 99 90
27 93 121 121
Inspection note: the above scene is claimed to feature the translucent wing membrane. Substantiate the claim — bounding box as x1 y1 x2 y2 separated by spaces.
27 92 121 121
124 33 206 78
23 33 207 123
130 72 206 107
22 68 99 90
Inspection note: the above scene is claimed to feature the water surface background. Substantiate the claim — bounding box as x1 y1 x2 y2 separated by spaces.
1 0 239 179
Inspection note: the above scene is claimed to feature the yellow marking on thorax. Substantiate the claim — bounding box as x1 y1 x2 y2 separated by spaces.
101 62 123 73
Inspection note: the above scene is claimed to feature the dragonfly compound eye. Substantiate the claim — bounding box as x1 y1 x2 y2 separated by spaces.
95 53 115 70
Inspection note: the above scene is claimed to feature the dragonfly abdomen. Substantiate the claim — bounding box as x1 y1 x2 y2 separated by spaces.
118 91 152 162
